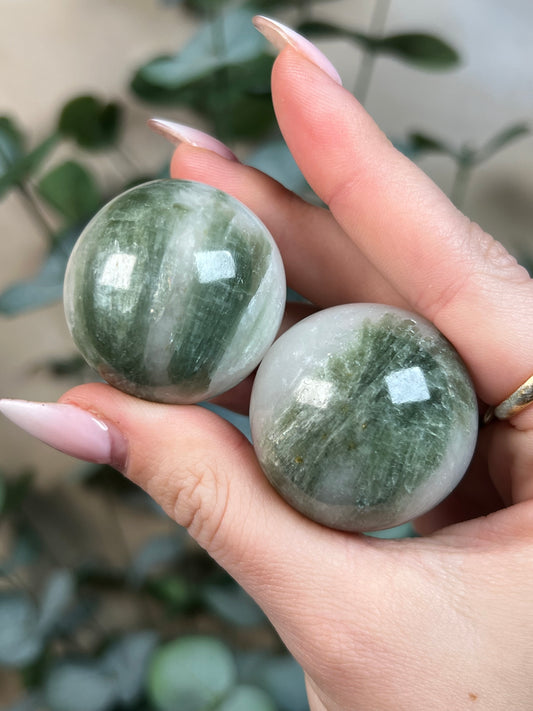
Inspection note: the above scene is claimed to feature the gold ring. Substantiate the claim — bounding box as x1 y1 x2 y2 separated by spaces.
483 374 533 425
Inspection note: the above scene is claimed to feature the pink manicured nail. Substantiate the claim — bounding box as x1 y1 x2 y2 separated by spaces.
253 15 342 86
147 118 238 161
0 399 127 469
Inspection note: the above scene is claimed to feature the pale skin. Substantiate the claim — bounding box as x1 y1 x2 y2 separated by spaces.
60 49 533 710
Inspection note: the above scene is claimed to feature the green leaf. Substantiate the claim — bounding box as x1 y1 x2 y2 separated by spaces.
377 33 460 69
244 0 322 8
0 133 59 198
297 20 365 44
0 593 42 668
128 534 186 586
0 225 79 315
0 116 25 174
147 636 237 711
202 583 266 627
218 685 276 711
144 574 196 612
100 631 159 705
183 0 230 12
58 96 122 149
44 661 117 711
406 131 453 156
39 354 88 378
137 8 265 89
133 53 275 141
253 655 308 711
0 471 34 515
0 524 41 576
37 569 76 636
37 160 101 222
298 22 459 69
366 522 417 538
247 136 309 195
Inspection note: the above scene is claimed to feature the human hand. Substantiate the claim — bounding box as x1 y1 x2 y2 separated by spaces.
2 16 533 711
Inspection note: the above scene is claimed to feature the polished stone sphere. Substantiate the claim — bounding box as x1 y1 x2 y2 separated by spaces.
250 304 478 532
64 179 286 404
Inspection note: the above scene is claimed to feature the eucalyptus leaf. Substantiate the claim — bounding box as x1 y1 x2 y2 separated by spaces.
0 225 79 315
37 160 101 222
44 661 117 711
128 533 186 586
366 522 416 538
0 116 25 174
406 131 453 156
0 133 59 198
217 685 276 711
377 33 460 69
39 354 88 378
58 96 122 149
0 524 40 576
254 655 308 711
147 636 237 711
201 402 251 440
37 569 76 636
202 583 266 627
0 471 33 514
133 53 275 140
0 593 42 668
145 574 196 612
297 20 364 44
247 137 309 195
183 0 230 12
100 631 159 705
138 8 265 89
244 0 329 8
298 23 459 69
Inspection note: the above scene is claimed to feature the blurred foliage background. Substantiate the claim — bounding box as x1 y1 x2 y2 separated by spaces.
0 0 532 709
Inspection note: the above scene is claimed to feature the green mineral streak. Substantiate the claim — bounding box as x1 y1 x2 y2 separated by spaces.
73 185 177 387
261 314 475 512
167 190 271 394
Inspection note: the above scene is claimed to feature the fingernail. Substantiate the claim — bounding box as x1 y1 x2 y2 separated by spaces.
0 399 127 470
147 118 238 161
253 15 342 86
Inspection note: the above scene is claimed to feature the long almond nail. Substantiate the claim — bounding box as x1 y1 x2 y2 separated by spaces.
0 399 127 469
253 15 342 86
147 118 238 161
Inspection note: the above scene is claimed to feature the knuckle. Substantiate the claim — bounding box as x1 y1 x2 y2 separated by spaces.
169 456 231 551
468 220 529 283
415 219 530 320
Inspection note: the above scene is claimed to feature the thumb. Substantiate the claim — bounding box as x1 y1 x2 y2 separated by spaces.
0 383 378 659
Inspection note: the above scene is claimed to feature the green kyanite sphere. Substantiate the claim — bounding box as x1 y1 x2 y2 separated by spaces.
249 304 478 532
63 179 286 404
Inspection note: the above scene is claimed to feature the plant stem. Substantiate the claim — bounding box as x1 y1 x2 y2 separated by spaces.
16 183 55 244
353 0 392 105
450 161 472 210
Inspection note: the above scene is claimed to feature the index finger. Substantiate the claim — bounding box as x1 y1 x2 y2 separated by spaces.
271 49 533 406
